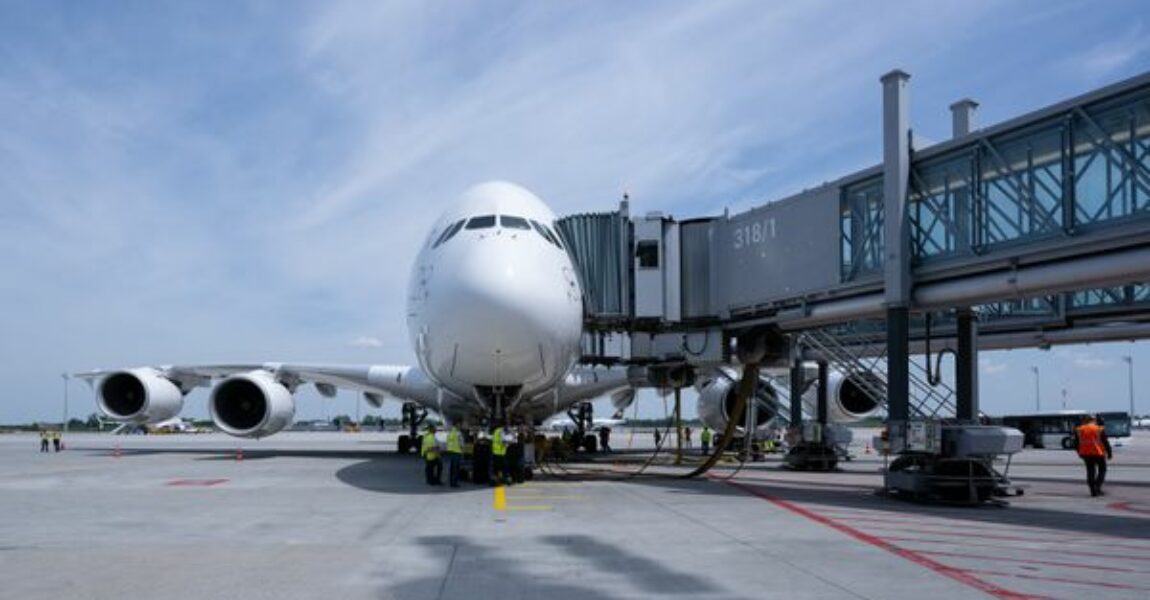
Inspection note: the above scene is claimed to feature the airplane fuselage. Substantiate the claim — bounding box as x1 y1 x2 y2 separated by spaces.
405 182 584 416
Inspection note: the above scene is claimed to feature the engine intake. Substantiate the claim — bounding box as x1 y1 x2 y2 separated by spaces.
812 371 884 422
97 368 184 423
696 372 778 433
209 371 295 438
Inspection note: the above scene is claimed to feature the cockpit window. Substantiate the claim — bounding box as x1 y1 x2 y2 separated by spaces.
530 219 563 249
543 223 565 249
465 215 497 229
433 219 466 248
500 215 531 230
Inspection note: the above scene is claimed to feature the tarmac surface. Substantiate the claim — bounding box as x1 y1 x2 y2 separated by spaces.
2 429 1149 599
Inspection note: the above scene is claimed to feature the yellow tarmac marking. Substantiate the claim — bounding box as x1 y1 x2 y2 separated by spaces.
493 485 507 511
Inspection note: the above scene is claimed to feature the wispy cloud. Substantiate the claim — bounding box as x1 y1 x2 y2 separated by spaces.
2 1 1149 421
349 336 383 348
1068 23 1150 80
1054 349 1112 370
979 356 1008 375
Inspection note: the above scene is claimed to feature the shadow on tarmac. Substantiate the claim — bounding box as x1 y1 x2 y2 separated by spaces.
69 444 1150 541
381 534 723 599
696 476 1150 541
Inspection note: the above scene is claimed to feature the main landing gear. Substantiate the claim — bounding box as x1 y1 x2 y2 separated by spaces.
397 402 427 454
567 401 598 453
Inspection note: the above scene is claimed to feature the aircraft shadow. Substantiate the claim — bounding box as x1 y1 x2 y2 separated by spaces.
379 534 727 599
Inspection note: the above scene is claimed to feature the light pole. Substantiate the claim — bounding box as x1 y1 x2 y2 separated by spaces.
1030 366 1040 411
61 373 69 434
1124 356 1135 417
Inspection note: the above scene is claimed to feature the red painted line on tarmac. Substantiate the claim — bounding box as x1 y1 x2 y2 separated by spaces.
966 568 1150 592
817 514 1053 533
855 524 1150 552
855 524 1080 543
723 480 1037 600
1108 501 1150 515
883 536 1150 562
915 550 1137 573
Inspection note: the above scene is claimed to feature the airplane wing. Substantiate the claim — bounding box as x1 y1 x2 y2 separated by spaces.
73 363 450 437
75 363 441 406
554 365 646 406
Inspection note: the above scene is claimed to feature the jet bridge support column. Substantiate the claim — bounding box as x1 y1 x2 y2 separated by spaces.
816 361 829 426
955 308 979 422
789 360 804 431
882 69 913 429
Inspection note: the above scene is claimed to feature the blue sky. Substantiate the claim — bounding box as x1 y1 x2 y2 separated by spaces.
1 1 1148 424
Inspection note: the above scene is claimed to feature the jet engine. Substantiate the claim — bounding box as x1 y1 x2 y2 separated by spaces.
809 371 884 423
209 371 295 438
696 373 779 433
96 368 184 423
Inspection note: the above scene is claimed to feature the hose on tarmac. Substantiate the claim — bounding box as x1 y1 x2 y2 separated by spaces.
533 362 760 481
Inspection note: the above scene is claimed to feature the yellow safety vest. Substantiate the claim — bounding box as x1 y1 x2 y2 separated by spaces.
492 427 506 456
446 428 462 454
421 432 439 460
701 429 713 443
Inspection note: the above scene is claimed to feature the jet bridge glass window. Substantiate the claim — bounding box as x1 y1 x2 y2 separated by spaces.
636 240 659 268
433 219 466 248
465 215 497 229
500 215 531 230
529 219 563 249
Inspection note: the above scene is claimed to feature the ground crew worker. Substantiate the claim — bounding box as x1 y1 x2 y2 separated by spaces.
39 430 49 453
491 425 509 485
652 428 661 448
1074 415 1113 497
52 430 62 452
684 427 693 448
701 426 713 455
421 425 442 486
599 426 611 453
445 424 463 488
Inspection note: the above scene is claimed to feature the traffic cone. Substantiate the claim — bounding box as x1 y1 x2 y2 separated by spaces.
235 447 244 462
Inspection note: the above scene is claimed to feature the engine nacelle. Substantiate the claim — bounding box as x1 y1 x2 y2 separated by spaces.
97 368 184 423
209 371 295 438
696 374 779 434
809 371 884 423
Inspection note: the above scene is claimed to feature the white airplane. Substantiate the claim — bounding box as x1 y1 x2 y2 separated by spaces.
77 182 642 451
542 416 627 432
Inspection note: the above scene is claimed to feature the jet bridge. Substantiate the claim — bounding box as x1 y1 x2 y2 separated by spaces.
557 69 1150 478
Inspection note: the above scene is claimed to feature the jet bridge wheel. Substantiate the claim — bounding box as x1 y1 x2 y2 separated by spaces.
582 435 597 453
397 435 412 455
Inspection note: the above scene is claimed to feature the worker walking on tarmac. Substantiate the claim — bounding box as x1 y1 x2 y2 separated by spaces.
684 427 693 448
421 425 442 486
445 424 463 488
1074 415 1113 497
491 424 509 485
599 426 611 453
52 430 62 452
39 430 50 453
701 426 713 456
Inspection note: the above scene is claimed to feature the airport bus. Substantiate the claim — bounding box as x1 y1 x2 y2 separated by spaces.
996 410 1132 449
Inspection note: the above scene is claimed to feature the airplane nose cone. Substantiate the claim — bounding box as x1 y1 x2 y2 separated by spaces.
424 233 579 385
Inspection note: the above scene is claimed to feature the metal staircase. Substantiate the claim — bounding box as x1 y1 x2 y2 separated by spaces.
797 328 957 419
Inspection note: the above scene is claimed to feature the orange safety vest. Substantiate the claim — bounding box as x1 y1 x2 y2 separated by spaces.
1075 423 1105 458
